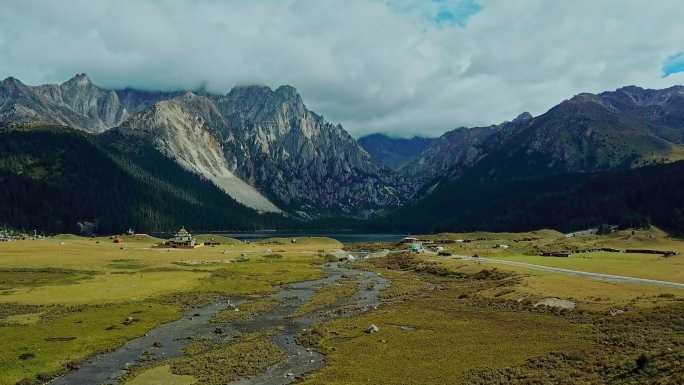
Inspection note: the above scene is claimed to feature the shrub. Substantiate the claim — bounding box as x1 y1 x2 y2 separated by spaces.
262 254 283 259
635 353 649 371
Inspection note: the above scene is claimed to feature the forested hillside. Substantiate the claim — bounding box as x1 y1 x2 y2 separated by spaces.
0 125 290 233
380 160 684 234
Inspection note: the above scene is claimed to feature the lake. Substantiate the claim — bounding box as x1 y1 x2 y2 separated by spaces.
213 232 406 244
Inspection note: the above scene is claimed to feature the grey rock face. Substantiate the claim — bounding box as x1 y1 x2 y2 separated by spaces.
0 74 404 216
0 74 175 133
209 86 404 214
33 73 127 132
117 94 282 213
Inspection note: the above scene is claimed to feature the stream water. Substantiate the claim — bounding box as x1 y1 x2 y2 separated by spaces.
49 262 390 385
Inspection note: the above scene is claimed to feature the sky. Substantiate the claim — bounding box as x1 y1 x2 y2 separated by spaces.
2 0 684 138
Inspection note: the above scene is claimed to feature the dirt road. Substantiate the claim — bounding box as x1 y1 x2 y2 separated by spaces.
452 255 684 289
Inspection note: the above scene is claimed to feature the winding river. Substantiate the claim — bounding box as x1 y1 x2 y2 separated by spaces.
50 262 390 385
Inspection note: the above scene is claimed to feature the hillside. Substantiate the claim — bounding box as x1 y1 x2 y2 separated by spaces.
381 159 684 234
4 75 684 234
0 75 406 217
0 124 289 233
405 86 684 191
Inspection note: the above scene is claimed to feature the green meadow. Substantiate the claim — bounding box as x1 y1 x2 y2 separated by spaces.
2 229 684 385
0 234 337 385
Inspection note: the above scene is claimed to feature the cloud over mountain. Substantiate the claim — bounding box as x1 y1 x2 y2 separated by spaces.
1 0 684 137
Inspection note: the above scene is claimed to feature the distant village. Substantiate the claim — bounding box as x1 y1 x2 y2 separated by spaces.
109 227 215 249
0 225 219 249
0 228 45 242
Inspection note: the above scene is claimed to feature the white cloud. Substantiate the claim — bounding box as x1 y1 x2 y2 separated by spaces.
1 0 683 138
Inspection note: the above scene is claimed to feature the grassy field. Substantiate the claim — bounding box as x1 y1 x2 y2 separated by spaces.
3 302 181 384
211 297 280 323
0 234 339 385
171 332 285 384
434 257 684 311
299 253 592 385
487 251 684 282
126 365 196 385
301 300 590 385
300 251 684 384
3 229 684 384
294 277 359 316
424 227 684 283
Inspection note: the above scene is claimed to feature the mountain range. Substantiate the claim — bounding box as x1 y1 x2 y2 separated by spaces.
394 86 684 190
2 74 684 234
0 75 403 219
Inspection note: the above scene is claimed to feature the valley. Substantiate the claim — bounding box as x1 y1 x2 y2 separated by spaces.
1 227 683 385
4 3 684 384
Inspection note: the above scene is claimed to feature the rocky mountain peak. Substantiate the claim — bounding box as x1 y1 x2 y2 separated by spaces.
513 112 533 122
62 73 93 88
0 74 404 216
226 84 305 111
615 85 644 93
274 84 300 99
0 77 29 96
569 92 603 103
226 85 273 100
1 77 34 97
2 76 24 87
178 91 200 102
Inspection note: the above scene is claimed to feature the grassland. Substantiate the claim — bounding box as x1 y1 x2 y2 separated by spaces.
301 300 589 385
294 278 359 316
488 251 684 282
300 251 684 384
3 229 684 385
0 234 339 385
422 227 684 282
211 297 281 323
300 253 591 385
3 302 181 384
122 331 285 385
432 257 684 311
125 365 196 385
167 332 285 385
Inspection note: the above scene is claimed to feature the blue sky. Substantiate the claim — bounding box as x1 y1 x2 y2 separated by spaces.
663 52 684 77
388 0 482 27
1 0 683 138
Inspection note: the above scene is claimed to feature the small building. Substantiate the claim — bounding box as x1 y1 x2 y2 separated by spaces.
400 237 419 244
167 227 198 248
409 242 424 253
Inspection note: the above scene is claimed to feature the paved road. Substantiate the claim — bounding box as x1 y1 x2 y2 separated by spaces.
450 255 684 289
